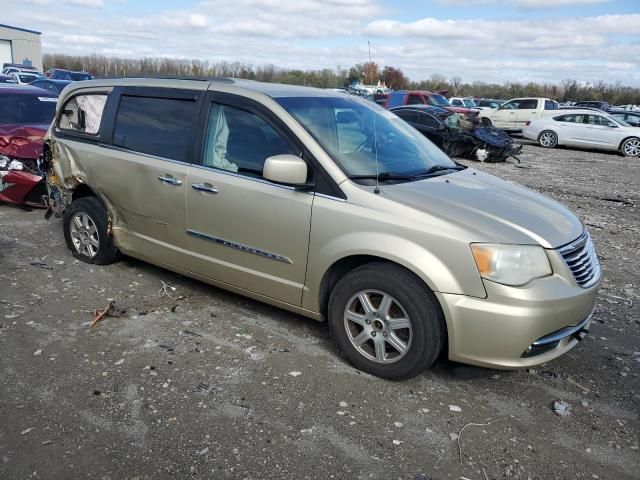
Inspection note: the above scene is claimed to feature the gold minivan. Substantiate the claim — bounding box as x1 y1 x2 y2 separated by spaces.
44 78 601 379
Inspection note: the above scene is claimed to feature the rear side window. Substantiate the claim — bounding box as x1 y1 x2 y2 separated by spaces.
59 94 107 134
544 100 558 110
113 95 197 162
517 99 538 109
407 94 424 105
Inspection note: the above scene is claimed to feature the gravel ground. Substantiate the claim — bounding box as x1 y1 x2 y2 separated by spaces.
0 141 638 480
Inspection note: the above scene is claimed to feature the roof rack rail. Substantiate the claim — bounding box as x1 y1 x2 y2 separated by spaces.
91 75 235 83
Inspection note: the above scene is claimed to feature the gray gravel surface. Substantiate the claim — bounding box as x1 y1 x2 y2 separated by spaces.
0 141 638 479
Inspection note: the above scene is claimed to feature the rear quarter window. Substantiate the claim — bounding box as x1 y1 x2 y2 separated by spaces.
113 95 197 162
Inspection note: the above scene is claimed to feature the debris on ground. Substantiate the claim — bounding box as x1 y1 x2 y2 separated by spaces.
553 400 572 417
457 418 507 464
89 301 127 328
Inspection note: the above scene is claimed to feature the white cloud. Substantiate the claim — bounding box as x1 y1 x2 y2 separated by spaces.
436 0 610 6
65 0 104 7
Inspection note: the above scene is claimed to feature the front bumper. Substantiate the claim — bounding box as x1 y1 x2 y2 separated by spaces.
436 265 600 369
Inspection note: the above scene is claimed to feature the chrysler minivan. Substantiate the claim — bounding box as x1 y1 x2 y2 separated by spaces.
44 78 601 379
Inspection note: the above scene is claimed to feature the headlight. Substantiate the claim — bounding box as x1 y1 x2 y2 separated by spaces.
471 244 552 286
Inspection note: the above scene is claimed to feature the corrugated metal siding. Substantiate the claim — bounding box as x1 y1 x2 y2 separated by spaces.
0 25 42 71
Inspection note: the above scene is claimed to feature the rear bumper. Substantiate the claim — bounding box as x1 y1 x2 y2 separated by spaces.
437 272 599 369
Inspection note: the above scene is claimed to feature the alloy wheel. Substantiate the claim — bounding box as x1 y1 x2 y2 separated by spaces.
623 139 640 157
343 289 413 364
539 132 556 147
70 212 100 258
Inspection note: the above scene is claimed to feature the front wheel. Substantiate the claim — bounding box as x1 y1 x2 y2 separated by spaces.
538 130 558 148
328 262 445 380
63 197 120 265
481 118 492 127
621 137 640 157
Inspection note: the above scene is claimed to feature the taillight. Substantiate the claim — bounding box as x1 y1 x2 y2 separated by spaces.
525 121 531 126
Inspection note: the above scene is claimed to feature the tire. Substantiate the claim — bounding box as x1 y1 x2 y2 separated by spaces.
328 262 445 380
538 130 558 148
481 118 492 127
620 137 640 157
62 197 120 265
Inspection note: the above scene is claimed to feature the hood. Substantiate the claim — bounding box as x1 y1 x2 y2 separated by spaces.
382 169 583 248
0 124 48 160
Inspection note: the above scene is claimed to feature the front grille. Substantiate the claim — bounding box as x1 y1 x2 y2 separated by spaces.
558 231 601 288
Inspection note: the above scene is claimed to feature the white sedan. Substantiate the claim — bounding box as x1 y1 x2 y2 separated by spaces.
523 109 640 157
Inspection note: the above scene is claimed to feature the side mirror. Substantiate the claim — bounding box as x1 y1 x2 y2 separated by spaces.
263 154 309 186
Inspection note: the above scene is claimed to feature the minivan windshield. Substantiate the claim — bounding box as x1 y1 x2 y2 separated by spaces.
277 96 457 180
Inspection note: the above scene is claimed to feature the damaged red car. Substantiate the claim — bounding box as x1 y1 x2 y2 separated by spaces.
0 84 57 208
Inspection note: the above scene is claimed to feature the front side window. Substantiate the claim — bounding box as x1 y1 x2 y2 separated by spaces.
451 99 462 106
203 103 296 177
586 115 612 126
59 94 107 135
393 110 418 123
113 95 197 162
418 112 439 129
501 100 518 110
277 96 455 179
427 94 450 107
462 98 477 108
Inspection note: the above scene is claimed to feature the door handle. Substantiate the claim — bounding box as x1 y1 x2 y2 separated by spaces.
158 175 182 186
192 183 219 194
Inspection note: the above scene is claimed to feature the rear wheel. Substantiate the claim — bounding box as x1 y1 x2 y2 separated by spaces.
63 197 120 265
621 137 640 157
538 130 558 148
328 262 445 380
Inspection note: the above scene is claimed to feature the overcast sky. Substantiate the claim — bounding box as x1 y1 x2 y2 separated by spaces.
4 0 640 85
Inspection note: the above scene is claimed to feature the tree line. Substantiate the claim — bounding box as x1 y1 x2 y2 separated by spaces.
44 53 640 105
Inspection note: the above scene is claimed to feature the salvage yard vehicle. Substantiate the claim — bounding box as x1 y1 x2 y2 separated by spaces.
0 84 57 207
45 68 93 81
45 78 601 379
9 71 44 85
385 90 475 114
29 79 71 96
609 109 640 127
449 97 481 109
480 97 559 131
523 109 640 157
574 101 610 111
390 105 522 162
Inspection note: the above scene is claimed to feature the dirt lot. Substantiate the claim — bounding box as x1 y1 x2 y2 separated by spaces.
0 141 638 480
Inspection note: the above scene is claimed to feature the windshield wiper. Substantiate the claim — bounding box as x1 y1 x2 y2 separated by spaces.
416 164 466 176
348 171 416 181
348 165 465 182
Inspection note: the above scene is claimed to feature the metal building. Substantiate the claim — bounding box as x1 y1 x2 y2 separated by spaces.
0 24 43 72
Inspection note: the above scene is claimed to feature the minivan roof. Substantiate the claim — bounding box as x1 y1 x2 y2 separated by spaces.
61 77 347 100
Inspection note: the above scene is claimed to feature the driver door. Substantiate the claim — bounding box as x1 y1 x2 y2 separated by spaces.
183 93 314 306
492 100 518 129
